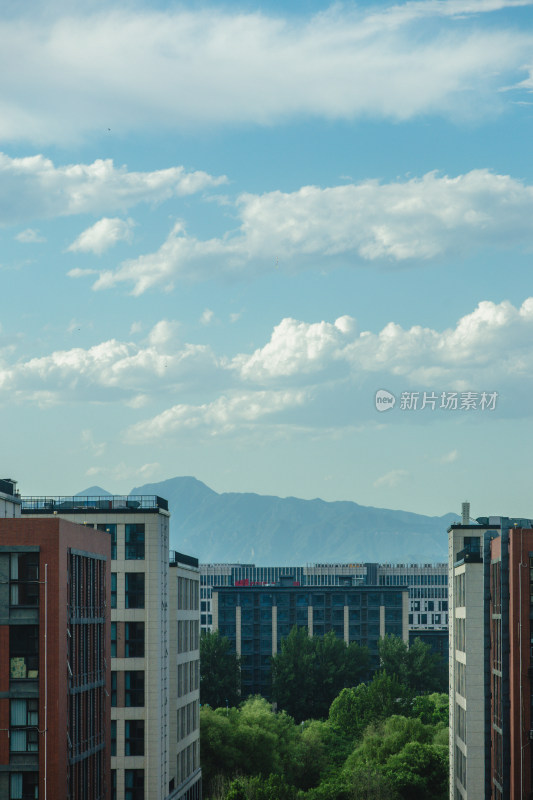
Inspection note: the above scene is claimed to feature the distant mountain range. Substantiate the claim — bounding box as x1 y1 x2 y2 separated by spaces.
113 476 458 565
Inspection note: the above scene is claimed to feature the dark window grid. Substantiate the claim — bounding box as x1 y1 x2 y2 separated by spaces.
125 719 145 756
125 573 145 609
125 622 145 658
125 671 145 707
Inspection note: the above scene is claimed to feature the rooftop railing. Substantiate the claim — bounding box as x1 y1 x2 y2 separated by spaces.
21 495 169 512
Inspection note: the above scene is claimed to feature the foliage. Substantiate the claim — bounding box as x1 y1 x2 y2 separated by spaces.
377 635 447 693
271 627 370 722
328 673 412 739
200 630 241 710
411 692 449 727
223 774 297 800
382 741 448 800
200 697 299 796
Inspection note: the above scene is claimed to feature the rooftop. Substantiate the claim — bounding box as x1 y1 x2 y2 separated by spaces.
21 494 169 513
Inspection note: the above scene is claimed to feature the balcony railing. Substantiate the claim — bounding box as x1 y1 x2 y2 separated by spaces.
22 494 168 512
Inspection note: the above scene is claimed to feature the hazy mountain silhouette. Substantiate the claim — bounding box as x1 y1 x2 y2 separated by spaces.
128 476 456 565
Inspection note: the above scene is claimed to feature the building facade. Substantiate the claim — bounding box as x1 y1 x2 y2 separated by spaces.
0 516 111 800
169 552 201 800
449 510 533 800
212 580 409 698
22 493 202 800
201 562 448 654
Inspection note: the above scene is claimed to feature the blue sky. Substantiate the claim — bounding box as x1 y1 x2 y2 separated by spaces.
2 0 533 517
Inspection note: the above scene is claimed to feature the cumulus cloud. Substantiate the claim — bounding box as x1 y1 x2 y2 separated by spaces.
0 320 220 403
2 297 533 433
126 389 308 442
86 170 533 294
233 299 533 388
0 153 226 225
0 1 531 144
68 217 135 255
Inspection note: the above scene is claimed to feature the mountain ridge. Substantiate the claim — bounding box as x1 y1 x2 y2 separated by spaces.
124 476 456 565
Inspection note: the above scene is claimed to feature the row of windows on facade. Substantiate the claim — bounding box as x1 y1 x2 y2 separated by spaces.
111 719 145 756
217 591 404 608
200 572 448 586
178 576 200 611
177 741 200 786
218 607 402 624
110 768 145 800
109 664 199 706
83 523 146 561
408 613 447 626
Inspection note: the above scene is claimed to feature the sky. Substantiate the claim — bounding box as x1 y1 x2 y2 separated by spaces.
2 0 533 518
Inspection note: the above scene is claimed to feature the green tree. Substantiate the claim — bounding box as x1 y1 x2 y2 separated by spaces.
200 630 241 709
377 635 446 693
200 697 299 796
271 627 370 722
382 741 448 800
328 673 412 739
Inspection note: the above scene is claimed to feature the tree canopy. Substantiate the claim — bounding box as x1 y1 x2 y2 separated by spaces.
271 627 370 721
200 630 241 710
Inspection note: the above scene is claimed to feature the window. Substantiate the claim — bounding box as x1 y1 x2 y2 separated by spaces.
10 772 39 800
111 672 117 707
111 622 117 658
125 769 144 800
125 719 144 756
98 524 117 560
125 573 145 609
10 698 39 752
125 671 144 707
125 524 145 560
111 720 116 757
10 553 39 606
125 622 145 658
111 573 117 609
10 625 39 679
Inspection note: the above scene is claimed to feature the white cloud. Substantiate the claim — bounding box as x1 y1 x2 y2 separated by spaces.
0 153 226 225
233 299 533 388
373 469 410 488
0 320 220 403
126 389 308 442
439 449 459 463
68 217 135 255
200 309 214 326
15 228 45 243
86 170 533 294
3 297 533 430
0 2 531 144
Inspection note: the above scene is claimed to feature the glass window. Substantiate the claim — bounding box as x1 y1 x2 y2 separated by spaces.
111 622 117 658
111 573 117 609
10 553 39 606
10 772 39 800
125 524 145 560
10 698 39 752
125 719 144 756
125 671 144 707
98 524 117 559
10 625 39 679
111 720 116 757
111 672 117 707
125 573 145 609
125 622 145 658
125 769 144 800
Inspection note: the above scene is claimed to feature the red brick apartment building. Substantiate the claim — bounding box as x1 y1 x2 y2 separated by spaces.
0 516 111 800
